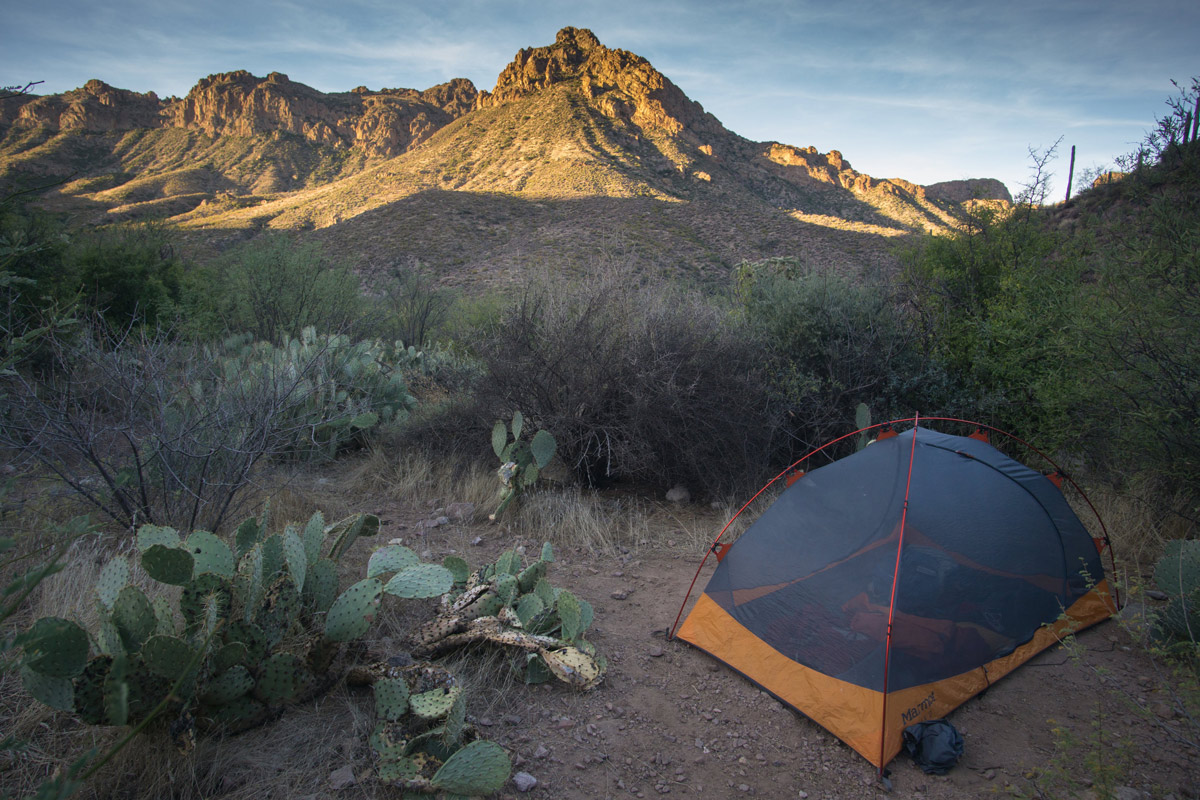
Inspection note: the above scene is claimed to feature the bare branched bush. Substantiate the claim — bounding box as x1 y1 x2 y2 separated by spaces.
0 320 407 533
474 269 776 497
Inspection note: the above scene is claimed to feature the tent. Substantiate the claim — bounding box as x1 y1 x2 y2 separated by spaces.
672 421 1116 770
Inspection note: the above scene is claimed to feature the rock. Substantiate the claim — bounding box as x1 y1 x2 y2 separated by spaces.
648 645 664 657
513 771 538 792
471 536 484 545
445 501 475 521
611 590 630 600
328 765 355 790
666 485 691 503
1114 788 1150 800
533 744 550 759
924 178 1013 204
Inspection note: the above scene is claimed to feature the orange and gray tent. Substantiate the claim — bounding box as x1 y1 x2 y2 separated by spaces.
671 422 1116 770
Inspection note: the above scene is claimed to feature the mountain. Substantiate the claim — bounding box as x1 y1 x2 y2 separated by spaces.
0 27 1012 287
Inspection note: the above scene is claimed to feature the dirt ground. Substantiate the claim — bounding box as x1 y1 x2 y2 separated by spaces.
348 494 1198 800
6 485 1197 800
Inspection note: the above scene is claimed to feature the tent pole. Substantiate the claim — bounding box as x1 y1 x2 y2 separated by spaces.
878 412 921 773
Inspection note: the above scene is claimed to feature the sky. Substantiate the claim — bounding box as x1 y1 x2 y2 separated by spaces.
4 0 1198 200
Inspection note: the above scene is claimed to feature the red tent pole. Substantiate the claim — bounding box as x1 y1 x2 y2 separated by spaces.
878 413 921 773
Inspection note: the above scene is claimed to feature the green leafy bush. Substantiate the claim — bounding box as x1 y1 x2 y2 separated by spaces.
185 234 365 343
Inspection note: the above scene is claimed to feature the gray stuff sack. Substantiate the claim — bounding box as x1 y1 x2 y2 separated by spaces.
902 718 964 774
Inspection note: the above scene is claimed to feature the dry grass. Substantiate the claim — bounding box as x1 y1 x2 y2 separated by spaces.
1070 477 1197 586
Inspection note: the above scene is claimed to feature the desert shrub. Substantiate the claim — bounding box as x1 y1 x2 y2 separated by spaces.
736 258 935 457
69 222 183 329
473 268 775 496
186 233 365 343
900 199 1092 450
0 321 415 532
369 262 453 348
1074 162 1200 492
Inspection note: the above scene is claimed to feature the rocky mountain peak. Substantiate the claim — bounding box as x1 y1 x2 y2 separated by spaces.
477 26 724 139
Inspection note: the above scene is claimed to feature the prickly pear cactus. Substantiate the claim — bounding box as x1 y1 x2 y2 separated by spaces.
18 509 390 742
408 541 606 691
1153 539 1200 645
488 411 558 520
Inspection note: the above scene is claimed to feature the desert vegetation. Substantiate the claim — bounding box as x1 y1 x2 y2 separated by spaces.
1 78 1198 799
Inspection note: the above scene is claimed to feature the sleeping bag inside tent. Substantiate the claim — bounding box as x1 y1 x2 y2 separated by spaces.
674 426 1116 769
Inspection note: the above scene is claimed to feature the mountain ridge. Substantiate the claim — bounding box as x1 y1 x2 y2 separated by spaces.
0 27 1012 286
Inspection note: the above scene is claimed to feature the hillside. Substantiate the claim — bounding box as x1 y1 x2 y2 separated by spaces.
0 27 1012 286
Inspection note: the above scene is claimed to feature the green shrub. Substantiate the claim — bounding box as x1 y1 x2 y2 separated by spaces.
736 258 933 456
186 234 365 343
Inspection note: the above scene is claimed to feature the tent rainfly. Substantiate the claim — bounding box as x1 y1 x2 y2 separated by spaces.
672 421 1116 770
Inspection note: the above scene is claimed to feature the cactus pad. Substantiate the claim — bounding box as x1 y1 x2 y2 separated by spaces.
326 513 380 561
430 740 512 796
443 556 470 585
378 754 423 784
516 560 546 594
370 720 411 761
383 564 454 599
152 597 176 637
73 656 112 724
525 653 552 684
301 510 325 566
21 663 74 710
491 421 507 459
534 577 556 608
200 665 254 705
233 544 264 623
1154 539 1200 597
494 550 520 576
186 531 235 579
493 573 518 607
409 686 462 720
324 578 383 642
180 574 232 630
23 617 89 678
254 652 313 705
367 544 420 578
234 516 261 558
440 689 467 745
135 524 181 552
256 574 302 648
530 429 556 469
541 646 604 690
95 557 129 611
558 590 582 642
373 676 410 721
213 641 249 672
103 654 129 726
141 544 195 586
302 557 339 615
260 534 285 582
113 585 156 653
225 621 268 664
540 541 555 562
515 593 545 629
282 526 307 593
141 635 197 681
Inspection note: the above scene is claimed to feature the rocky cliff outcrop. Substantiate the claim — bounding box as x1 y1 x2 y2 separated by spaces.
1 73 478 159
924 178 1012 204
163 71 477 157
5 79 162 132
477 26 725 141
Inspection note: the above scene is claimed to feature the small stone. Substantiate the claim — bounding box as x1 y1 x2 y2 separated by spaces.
445 501 475 521
328 765 355 790
983 769 996 780
502 714 523 725
513 771 538 792
478 716 494 727
556 717 574 729
471 536 484 545
649 645 664 657
533 744 549 759
798 792 809 799
611 590 630 600
666 485 691 503
738 784 750 792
